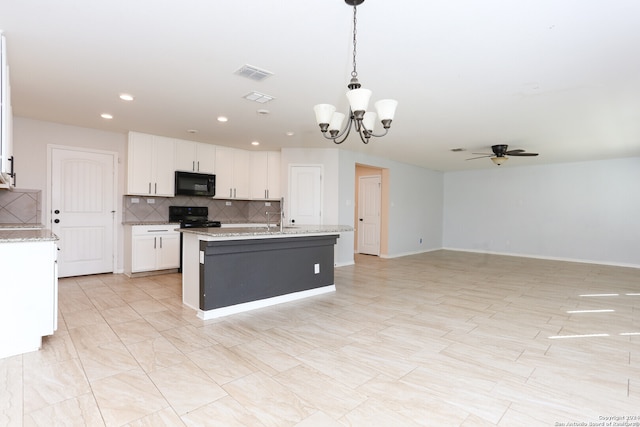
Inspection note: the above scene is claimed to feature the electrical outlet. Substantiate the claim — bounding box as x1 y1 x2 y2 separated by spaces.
131 198 140 204
265 202 271 206
225 201 232 206
419 238 423 244
146 199 155 204
314 263 320 274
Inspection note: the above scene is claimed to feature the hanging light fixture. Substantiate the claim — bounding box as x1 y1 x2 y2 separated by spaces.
313 0 398 144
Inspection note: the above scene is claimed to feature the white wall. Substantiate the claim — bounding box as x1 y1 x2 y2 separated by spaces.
340 150 444 257
280 147 444 265
443 157 640 267
13 117 127 270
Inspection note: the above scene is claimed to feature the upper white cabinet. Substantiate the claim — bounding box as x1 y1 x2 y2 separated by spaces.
127 132 175 196
250 151 281 199
0 32 14 188
175 140 216 174
215 147 250 199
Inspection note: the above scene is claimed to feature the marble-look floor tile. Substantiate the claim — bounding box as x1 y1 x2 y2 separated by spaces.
148 360 227 415
91 368 169 426
223 371 316 427
180 395 267 427
5 251 640 425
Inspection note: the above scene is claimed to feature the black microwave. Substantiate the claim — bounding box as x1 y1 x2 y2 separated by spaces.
175 171 216 197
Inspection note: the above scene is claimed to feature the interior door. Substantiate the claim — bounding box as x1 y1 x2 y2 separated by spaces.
288 165 322 225
51 147 116 277
358 175 381 255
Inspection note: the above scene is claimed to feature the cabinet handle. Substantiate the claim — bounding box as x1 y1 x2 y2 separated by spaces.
160 237 163 248
229 188 232 198
154 237 157 249
192 161 195 171
234 188 236 198
154 183 157 194
197 161 200 171
148 182 152 194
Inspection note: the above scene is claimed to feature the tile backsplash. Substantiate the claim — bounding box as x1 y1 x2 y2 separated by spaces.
123 195 281 224
0 189 41 224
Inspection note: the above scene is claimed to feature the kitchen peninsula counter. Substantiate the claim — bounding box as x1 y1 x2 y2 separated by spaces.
0 225 58 243
180 225 352 319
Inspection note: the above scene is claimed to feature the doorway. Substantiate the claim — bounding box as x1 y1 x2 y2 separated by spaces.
357 175 381 255
49 146 117 277
355 164 388 257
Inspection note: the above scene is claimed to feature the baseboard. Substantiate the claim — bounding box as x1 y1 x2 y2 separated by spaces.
441 247 640 270
380 247 441 259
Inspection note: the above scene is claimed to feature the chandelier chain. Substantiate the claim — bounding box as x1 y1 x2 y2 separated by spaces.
351 5 358 79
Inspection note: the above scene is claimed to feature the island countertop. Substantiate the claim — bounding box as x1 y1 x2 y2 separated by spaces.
179 224 353 240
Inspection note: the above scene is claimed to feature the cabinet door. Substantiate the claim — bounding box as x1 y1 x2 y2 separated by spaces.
196 143 216 174
132 235 158 272
214 148 234 198
250 152 269 199
266 152 281 199
157 233 180 269
175 140 197 172
233 149 250 199
127 132 154 195
152 136 175 196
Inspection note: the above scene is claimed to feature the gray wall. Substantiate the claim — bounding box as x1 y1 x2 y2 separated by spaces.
443 157 640 267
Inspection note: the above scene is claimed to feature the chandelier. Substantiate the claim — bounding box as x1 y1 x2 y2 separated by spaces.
313 0 398 144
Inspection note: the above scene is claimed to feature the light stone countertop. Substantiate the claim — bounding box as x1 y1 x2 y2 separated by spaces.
179 224 353 240
0 225 59 243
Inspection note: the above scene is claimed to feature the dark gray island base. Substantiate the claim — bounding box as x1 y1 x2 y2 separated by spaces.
199 235 337 311
180 225 352 319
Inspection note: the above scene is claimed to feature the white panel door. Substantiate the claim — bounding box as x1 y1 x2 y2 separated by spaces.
358 175 381 255
289 165 322 225
51 147 116 277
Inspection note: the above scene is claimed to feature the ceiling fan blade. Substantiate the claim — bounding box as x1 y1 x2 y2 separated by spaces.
471 152 492 156
505 149 525 155
509 152 538 156
466 155 493 161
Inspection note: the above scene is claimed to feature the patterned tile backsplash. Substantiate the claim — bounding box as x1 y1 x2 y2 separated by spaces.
123 195 281 224
0 189 41 224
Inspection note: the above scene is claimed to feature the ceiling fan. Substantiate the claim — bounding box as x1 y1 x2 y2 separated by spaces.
466 144 539 165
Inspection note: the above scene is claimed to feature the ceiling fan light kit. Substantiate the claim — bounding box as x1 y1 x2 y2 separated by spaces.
491 157 508 166
313 0 398 144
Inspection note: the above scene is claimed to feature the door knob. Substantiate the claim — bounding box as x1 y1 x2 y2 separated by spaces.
54 219 60 223
54 209 60 214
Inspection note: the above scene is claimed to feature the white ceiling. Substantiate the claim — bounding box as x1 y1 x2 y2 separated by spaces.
2 0 640 171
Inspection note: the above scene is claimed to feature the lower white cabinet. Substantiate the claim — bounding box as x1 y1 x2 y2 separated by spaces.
125 224 180 275
0 239 58 359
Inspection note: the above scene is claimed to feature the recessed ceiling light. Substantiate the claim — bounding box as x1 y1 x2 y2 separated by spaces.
251 141 260 146
450 148 466 152
119 93 134 101
256 109 270 115
217 116 228 122
187 129 198 134
285 131 295 137
101 113 113 119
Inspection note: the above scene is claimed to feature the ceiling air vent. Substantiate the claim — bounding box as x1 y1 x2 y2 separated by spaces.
243 91 275 104
234 64 273 82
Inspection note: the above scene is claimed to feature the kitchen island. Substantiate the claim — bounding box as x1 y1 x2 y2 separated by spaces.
180 225 352 320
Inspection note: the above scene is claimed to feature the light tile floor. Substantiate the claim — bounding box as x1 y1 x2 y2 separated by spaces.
2 250 640 426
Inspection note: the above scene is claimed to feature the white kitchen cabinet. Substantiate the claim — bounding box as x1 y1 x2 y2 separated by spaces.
124 224 180 275
174 140 216 174
127 132 175 196
215 147 250 199
0 239 58 359
250 151 281 199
